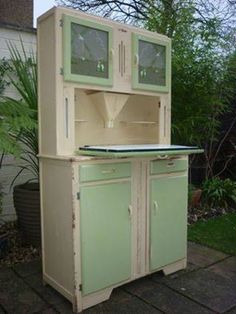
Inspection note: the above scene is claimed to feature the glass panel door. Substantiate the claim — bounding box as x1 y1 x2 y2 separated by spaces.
71 23 109 79
132 34 171 92
138 40 166 86
63 15 113 86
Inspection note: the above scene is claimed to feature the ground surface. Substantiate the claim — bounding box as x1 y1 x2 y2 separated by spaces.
0 242 236 313
188 212 236 255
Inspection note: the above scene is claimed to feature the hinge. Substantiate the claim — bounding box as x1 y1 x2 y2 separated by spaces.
77 192 80 200
60 68 64 75
79 284 82 291
60 19 63 27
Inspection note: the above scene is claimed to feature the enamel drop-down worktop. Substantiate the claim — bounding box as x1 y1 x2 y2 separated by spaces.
78 144 203 157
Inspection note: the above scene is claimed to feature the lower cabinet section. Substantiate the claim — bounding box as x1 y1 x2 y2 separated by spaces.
80 181 132 295
149 175 188 271
41 157 189 312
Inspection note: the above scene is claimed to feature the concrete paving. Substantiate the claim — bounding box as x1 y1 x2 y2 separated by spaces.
0 242 235 313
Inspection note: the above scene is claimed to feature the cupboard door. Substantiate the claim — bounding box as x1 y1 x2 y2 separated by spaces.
132 34 171 92
150 175 187 271
63 15 113 86
80 182 131 295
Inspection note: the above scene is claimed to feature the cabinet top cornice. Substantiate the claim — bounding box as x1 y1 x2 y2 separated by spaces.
37 6 171 44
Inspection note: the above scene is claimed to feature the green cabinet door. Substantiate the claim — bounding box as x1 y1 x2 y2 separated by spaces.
80 182 131 295
63 15 113 86
150 175 188 271
132 34 171 92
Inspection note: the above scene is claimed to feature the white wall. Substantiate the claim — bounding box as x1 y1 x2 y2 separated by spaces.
0 26 36 221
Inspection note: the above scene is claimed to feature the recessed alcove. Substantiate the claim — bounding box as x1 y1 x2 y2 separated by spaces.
74 89 161 148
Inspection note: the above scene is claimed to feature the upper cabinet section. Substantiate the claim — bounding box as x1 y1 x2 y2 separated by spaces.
38 7 172 156
132 34 171 92
63 15 113 86
54 8 171 95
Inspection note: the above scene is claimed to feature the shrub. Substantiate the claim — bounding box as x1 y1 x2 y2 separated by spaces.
202 177 236 208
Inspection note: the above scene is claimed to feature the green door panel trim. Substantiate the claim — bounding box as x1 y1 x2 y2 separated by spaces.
150 159 188 175
80 181 131 295
132 33 171 93
63 14 113 86
149 175 188 271
79 162 131 182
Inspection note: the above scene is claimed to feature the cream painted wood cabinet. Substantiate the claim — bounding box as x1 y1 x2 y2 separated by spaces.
38 6 202 313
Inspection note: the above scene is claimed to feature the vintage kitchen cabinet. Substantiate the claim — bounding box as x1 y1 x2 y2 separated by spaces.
38 6 202 313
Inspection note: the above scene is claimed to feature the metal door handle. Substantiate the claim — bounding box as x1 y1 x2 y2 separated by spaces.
134 54 139 66
109 49 114 61
128 205 133 218
153 201 159 215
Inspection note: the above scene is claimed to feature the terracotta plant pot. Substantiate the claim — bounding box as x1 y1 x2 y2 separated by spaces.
13 183 41 247
190 189 202 208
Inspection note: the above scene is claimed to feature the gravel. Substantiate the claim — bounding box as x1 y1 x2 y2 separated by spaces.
0 221 41 266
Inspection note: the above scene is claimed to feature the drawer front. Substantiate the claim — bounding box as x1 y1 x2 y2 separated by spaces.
80 162 131 182
150 159 187 175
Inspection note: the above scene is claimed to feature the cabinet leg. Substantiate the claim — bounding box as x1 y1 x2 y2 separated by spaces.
82 287 113 310
163 258 187 275
72 302 78 313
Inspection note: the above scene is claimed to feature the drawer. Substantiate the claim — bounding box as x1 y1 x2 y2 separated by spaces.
150 159 187 175
80 162 131 182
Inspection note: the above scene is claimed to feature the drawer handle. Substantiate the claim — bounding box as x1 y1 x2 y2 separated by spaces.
101 168 116 174
167 162 175 167
153 201 159 215
128 205 133 218
134 53 139 66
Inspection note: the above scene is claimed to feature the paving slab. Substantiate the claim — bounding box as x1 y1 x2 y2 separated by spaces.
53 300 74 314
54 288 161 314
0 267 47 313
163 268 236 313
24 273 66 306
151 261 199 284
34 307 58 314
123 277 214 314
188 242 228 267
13 259 42 278
0 306 5 314
207 256 236 281
228 306 236 313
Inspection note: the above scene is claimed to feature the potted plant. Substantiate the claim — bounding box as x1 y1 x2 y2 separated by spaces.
0 42 40 246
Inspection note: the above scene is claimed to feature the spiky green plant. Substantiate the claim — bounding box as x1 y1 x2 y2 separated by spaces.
0 41 38 181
